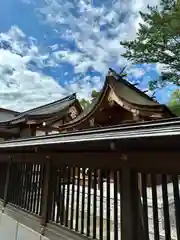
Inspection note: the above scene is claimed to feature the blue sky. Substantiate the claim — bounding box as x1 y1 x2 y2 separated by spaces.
0 0 177 111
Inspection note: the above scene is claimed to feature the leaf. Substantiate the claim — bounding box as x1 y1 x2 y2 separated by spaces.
120 0 180 88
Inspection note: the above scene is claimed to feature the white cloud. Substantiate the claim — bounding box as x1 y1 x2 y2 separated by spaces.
128 68 145 78
65 75 102 100
0 0 163 112
0 26 68 111
27 0 160 97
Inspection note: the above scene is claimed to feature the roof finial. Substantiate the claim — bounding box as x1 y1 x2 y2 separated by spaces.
108 68 114 76
69 93 77 100
119 65 127 75
151 92 157 101
108 66 127 79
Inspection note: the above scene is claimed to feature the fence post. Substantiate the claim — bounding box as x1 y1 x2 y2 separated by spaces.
120 167 145 240
40 157 52 227
3 157 12 208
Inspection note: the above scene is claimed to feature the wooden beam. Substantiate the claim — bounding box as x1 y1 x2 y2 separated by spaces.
1 150 180 173
128 151 180 174
2 152 124 168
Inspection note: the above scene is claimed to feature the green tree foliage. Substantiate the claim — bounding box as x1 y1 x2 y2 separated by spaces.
79 98 90 109
168 89 180 116
120 0 180 89
91 89 100 98
79 90 100 109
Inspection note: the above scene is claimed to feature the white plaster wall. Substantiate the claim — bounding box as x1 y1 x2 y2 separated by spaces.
36 130 59 136
36 130 46 136
48 131 59 135
0 211 50 240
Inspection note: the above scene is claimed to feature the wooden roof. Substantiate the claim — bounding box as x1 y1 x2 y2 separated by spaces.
0 107 19 115
57 69 175 131
107 68 174 115
0 93 82 127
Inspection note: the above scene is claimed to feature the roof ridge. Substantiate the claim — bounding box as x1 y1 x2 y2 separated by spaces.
18 92 77 116
0 107 20 115
108 68 158 103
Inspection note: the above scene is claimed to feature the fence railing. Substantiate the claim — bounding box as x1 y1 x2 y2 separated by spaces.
0 121 180 240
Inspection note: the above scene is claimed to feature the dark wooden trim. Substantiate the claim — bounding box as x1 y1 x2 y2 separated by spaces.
0 151 180 173
120 168 134 240
128 152 180 173
0 152 123 167
40 159 51 226
3 158 11 207
120 168 145 240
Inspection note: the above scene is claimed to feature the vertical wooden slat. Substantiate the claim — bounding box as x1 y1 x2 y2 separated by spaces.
93 169 97 239
19 163 25 208
30 164 36 212
114 170 118 240
65 167 71 227
75 167 80 231
3 158 12 207
24 163 30 210
87 169 92 236
40 160 51 226
60 166 66 225
10 163 15 204
55 167 62 223
119 170 121 239
7 162 15 205
22 163 26 208
106 170 110 240
14 163 19 205
81 168 86 234
172 175 180 240
141 173 149 240
132 171 144 239
36 164 43 215
22 163 27 208
120 168 132 240
17 163 23 206
27 164 33 211
99 169 103 240
51 167 57 222
32 164 38 213
120 168 141 240
161 174 171 239
151 174 160 240
70 166 75 229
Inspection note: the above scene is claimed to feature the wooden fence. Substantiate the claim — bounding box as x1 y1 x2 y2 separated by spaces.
0 119 180 240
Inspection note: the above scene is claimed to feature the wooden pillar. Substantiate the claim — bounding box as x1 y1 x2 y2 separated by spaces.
120 167 145 240
40 158 52 226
